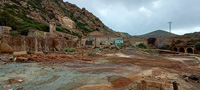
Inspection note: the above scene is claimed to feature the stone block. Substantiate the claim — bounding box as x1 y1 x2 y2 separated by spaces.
13 51 28 57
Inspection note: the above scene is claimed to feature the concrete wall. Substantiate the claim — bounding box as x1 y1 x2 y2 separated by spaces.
28 29 48 38
0 35 73 53
81 37 121 48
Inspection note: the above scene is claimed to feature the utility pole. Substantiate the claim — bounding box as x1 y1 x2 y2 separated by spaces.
168 21 173 33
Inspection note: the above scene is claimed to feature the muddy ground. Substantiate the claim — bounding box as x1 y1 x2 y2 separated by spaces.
0 48 200 90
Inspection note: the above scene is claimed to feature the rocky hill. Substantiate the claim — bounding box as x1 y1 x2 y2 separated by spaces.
137 30 177 38
182 32 200 38
0 0 117 38
120 32 132 38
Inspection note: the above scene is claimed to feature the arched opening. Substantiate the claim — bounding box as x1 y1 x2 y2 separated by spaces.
179 47 185 53
173 47 178 52
187 48 193 54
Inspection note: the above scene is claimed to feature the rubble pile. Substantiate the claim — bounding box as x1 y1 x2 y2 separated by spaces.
27 53 93 63
183 74 200 83
2 77 24 90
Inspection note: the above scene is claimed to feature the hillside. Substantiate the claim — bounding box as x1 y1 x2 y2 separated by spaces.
138 30 177 38
182 32 200 38
0 0 117 38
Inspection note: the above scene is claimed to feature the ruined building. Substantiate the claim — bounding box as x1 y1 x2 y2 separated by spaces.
0 21 78 53
81 31 123 49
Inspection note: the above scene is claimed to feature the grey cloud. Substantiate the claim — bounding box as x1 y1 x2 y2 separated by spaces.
64 0 200 35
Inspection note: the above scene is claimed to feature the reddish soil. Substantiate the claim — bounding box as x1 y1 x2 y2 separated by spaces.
108 76 133 89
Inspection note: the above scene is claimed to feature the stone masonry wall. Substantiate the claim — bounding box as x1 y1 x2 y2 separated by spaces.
0 35 73 53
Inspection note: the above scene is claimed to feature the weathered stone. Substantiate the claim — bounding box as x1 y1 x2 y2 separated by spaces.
17 86 23 90
20 1 27 8
35 52 44 55
8 78 17 84
16 57 28 62
3 85 11 88
1 35 75 52
60 16 75 29
13 51 28 57
0 26 11 34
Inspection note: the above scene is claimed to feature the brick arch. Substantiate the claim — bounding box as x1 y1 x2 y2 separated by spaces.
179 47 185 53
186 47 194 54
171 45 195 54
173 47 178 52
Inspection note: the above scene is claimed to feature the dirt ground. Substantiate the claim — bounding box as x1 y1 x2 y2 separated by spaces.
0 48 200 90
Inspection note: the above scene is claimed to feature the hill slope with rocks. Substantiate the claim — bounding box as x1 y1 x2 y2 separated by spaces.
0 0 118 38
138 30 177 38
182 32 200 38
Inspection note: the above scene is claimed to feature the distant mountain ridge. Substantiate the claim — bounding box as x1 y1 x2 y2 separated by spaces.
183 32 200 38
137 30 177 38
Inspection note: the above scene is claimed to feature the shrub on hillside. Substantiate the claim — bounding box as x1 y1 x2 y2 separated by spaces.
159 44 170 50
195 42 200 50
10 31 19 36
136 43 147 49
65 48 76 53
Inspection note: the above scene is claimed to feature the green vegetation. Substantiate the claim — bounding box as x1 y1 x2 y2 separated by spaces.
26 0 42 10
139 30 177 38
0 9 21 30
0 7 49 35
186 40 199 46
88 52 96 56
4 3 19 9
184 32 200 38
144 49 158 55
68 12 95 34
56 27 71 33
195 42 200 50
172 40 183 45
0 3 81 38
76 22 94 33
65 48 76 53
103 28 114 35
1 0 108 37
159 44 170 50
10 31 19 36
72 32 82 38
10 0 21 5
136 43 147 49
56 27 82 38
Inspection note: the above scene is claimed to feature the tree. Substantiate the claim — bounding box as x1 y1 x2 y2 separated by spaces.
195 42 200 50
0 9 21 30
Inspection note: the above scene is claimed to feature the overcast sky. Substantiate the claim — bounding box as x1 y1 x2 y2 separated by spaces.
64 0 200 35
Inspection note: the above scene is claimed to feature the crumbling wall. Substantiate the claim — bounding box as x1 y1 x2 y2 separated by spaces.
129 37 147 46
81 37 120 48
0 35 73 53
0 26 11 35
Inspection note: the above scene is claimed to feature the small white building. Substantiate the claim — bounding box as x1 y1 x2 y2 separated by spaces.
81 31 123 48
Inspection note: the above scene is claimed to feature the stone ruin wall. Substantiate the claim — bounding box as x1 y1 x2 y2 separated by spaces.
129 37 190 47
0 35 73 53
